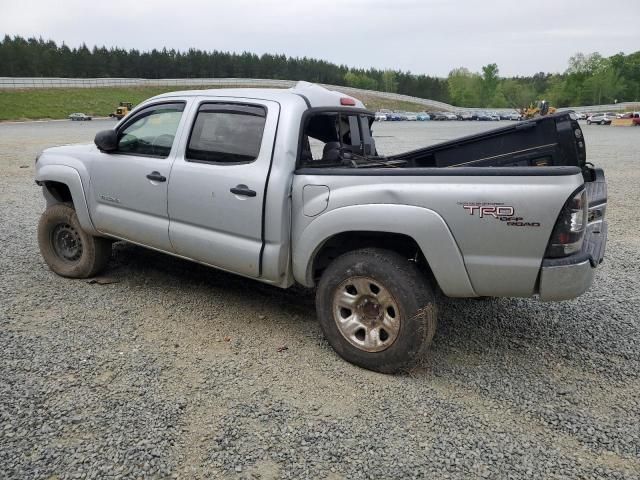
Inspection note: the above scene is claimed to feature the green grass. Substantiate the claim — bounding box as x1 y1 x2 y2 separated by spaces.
0 86 201 121
0 86 431 121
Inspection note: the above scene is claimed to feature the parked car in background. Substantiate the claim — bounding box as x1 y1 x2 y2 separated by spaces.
405 112 418 121
68 113 92 121
374 112 387 121
587 113 615 125
416 112 431 121
632 112 640 126
458 112 474 121
508 112 523 121
489 112 501 121
432 112 447 121
574 112 587 120
443 112 458 121
476 111 492 121
499 112 512 120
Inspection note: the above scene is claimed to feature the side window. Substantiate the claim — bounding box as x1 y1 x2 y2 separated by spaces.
186 104 266 164
117 103 185 158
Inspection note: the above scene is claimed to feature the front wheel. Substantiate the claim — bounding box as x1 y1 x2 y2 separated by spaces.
316 248 437 373
38 203 111 278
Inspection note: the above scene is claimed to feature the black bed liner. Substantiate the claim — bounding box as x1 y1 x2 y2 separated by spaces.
390 112 586 169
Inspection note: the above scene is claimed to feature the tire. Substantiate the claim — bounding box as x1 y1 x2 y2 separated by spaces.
37 203 111 278
315 248 437 373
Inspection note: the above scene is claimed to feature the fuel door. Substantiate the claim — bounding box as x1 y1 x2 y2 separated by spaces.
303 185 330 217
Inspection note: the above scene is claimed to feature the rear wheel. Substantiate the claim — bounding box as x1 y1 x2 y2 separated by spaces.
316 248 437 373
38 203 111 278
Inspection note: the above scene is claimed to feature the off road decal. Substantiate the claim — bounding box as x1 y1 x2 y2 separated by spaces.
459 202 540 227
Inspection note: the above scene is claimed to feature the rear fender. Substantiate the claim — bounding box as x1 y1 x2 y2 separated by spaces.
36 164 98 235
293 204 477 297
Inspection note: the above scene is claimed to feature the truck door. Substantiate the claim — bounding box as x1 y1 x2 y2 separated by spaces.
88 101 187 251
167 99 280 277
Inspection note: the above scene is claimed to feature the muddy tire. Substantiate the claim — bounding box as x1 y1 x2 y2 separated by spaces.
316 248 437 373
38 203 111 278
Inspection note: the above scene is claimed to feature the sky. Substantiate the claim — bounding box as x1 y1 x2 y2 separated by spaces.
1 0 639 77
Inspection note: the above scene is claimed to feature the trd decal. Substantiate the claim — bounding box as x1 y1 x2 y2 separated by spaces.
459 202 540 227
463 205 514 218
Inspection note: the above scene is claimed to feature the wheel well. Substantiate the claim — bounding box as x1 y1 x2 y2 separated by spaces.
43 181 73 204
312 231 435 285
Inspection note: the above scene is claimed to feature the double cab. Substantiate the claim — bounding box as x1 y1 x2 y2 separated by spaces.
35 82 607 372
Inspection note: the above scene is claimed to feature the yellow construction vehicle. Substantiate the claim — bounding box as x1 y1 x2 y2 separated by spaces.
521 100 556 119
109 102 134 120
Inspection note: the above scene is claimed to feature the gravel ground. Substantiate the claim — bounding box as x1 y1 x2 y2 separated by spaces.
1 119 639 479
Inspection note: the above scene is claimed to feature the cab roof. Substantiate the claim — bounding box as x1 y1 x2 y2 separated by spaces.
149 81 365 109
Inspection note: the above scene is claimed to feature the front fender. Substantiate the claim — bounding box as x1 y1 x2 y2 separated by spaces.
293 203 477 297
35 164 98 235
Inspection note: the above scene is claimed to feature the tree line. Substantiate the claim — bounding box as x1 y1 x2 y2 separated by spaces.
1 36 638 108
447 52 640 109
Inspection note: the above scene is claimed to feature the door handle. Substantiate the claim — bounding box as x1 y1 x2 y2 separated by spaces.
146 171 166 182
230 185 257 197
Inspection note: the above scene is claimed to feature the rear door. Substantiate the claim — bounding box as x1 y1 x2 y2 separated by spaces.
88 101 188 251
167 98 280 277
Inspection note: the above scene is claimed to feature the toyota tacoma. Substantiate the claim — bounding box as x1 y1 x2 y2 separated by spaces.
34 82 608 373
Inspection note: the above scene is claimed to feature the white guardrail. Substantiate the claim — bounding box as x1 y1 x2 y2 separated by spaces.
1 77 637 114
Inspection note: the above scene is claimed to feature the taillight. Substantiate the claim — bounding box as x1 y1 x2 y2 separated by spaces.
545 189 587 257
340 97 356 106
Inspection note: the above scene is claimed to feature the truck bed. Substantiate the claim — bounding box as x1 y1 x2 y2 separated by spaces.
389 112 586 169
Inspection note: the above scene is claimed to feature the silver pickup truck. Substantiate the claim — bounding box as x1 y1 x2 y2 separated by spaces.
34 82 607 373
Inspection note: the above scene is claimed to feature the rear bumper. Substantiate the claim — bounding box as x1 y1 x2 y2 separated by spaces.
538 168 607 301
539 257 594 301
538 221 607 300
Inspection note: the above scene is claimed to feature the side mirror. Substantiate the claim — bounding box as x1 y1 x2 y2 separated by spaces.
94 130 118 152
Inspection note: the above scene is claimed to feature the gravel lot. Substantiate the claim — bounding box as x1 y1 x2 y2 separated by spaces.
1 119 639 479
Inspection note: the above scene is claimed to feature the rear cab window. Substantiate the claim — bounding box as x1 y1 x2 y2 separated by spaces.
299 110 378 167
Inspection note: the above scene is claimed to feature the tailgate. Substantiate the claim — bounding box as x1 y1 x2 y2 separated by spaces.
584 167 607 266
